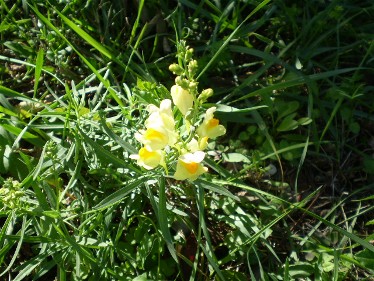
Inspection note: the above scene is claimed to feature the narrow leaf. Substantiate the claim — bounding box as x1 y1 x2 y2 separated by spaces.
197 0 271 79
196 179 239 201
78 128 137 172
158 176 178 262
94 177 145 210
99 115 137 154
0 85 35 102
1 123 45 147
34 48 44 97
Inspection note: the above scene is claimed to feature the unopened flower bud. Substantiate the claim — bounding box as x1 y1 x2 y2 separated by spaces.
198 88 214 103
175 76 182 85
201 88 213 98
169 63 184 75
185 48 194 61
175 77 190 89
188 60 198 76
189 81 198 90
171 85 194 116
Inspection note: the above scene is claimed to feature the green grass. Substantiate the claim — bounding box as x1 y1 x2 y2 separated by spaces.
1 0 374 280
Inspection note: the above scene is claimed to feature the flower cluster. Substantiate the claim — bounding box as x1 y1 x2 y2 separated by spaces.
0 178 25 210
131 42 226 181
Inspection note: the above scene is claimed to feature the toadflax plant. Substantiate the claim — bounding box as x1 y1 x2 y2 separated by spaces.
131 41 226 181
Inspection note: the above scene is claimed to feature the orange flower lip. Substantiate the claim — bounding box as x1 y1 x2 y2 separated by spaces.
183 161 198 174
173 151 207 181
207 118 219 128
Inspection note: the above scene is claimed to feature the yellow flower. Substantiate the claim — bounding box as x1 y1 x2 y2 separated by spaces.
146 99 175 133
136 99 178 151
135 127 169 151
130 147 162 170
197 107 226 139
170 85 194 116
174 151 208 181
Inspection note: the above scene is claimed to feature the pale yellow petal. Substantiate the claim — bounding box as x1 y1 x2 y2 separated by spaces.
171 85 194 116
143 128 169 151
137 147 162 170
144 99 177 148
173 152 207 181
197 107 226 139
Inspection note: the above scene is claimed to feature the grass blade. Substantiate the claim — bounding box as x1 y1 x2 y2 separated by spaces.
197 0 271 79
93 177 146 210
215 179 374 253
28 5 126 107
232 67 361 103
0 85 35 102
158 176 178 262
33 48 44 98
195 179 239 201
1 123 45 147
196 184 226 281
0 215 28 277
13 251 51 281
55 10 114 60
53 7 153 81
0 55 64 85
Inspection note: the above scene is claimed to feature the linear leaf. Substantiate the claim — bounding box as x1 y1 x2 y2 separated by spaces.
34 48 44 97
13 251 50 281
78 127 136 171
94 177 146 210
197 0 271 79
0 216 28 278
99 115 137 154
158 176 178 262
215 179 374 253
1 123 45 147
233 67 361 102
0 85 35 102
196 179 239 201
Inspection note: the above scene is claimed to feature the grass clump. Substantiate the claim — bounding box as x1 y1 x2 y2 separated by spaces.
1 0 373 280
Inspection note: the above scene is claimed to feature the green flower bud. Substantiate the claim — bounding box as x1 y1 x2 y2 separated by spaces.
175 76 190 89
197 88 214 103
185 48 194 61
188 60 198 76
201 88 213 98
189 81 198 90
169 63 184 75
